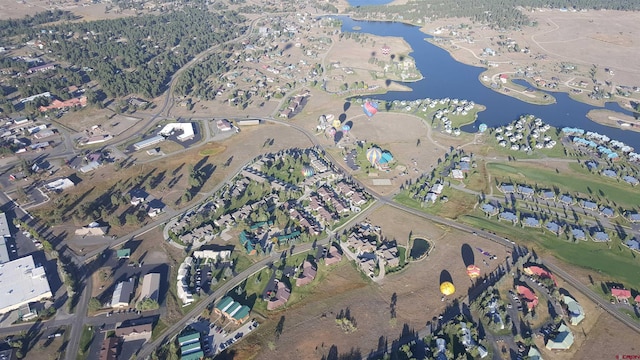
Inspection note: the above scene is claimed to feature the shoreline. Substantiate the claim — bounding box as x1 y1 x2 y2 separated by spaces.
586 109 640 133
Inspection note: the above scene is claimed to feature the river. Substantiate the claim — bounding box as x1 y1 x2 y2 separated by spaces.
335 16 640 149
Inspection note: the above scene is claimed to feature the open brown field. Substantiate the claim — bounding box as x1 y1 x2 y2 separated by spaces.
0 0 137 20
232 205 509 359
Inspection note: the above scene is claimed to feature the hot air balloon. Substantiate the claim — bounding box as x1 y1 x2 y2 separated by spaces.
332 119 342 129
326 127 336 137
478 123 487 133
301 165 315 178
366 147 382 166
363 100 379 118
341 124 351 133
466 264 481 279
440 281 455 296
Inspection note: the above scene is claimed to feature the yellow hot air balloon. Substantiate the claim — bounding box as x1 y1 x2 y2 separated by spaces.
466 264 481 279
440 281 455 296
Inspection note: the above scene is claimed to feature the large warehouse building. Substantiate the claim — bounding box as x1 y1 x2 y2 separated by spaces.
0 255 52 314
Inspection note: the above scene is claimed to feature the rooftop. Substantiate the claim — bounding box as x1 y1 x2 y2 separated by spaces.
0 255 53 314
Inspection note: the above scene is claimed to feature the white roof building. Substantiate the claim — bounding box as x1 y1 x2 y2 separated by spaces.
158 122 195 141
0 255 53 314
45 178 74 192
0 213 11 264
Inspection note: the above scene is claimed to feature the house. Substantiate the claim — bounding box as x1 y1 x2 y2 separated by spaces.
147 199 165 217
623 175 639 186
580 200 598 211
99 336 120 360
527 346 543 360
545 323 574 350
600 207 615 218
481 203 499 216
214 296 250 324
545 221 561 235
75 226 108 236
111 279 135 308
324 245 342 266
625 238 640 251
129 189 148 206
500 184 515 193
114 322 153 342
539 190 555 201
522 217 540 228
611 288 631 301
562 295 585 326
451 169 464 179
518 185 535 197
559 195 574 205
499 211 518 224
295 260 317 287
627 213 640 223
571 228 586 241
139 273 161 302
592 231 609 242
524 265 556 285
516 285 538 310
267 281 291 310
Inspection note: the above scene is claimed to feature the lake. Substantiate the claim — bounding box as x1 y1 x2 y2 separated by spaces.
335 16 640 149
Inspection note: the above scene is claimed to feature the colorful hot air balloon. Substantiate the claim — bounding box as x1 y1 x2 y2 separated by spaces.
326 127 336 137
363 100 379 118
366 147 382 166
466 264 481 279
440 281 455 296
478 123 487 133
341 124 351 133
301 165 315 178
332 119 342 129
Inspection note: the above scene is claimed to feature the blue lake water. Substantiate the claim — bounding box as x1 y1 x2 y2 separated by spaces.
336 16 640 149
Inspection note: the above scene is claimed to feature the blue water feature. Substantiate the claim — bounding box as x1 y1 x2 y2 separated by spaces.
335 16 640 149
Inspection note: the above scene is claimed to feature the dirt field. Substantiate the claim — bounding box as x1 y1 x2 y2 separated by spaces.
233 205 509 359
0 0 137 20
587 109 640 133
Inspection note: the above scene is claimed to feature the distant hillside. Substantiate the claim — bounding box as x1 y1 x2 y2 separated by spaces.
348 0 640 29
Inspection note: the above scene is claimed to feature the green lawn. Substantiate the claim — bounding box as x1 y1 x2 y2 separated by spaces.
77 325 95 360
460 214 640 290
487 162 640 209
151 319 168 341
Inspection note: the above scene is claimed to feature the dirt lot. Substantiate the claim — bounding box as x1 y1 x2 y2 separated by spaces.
234 205 509 359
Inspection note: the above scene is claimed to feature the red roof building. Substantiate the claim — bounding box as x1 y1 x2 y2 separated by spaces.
524 265 558 286
611 288 631 300
634 294 640 304
517 285 539 310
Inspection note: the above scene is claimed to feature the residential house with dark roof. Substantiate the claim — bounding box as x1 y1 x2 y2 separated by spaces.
623 175 639 186
99 336 120 360
214 296 250 324
518 185 535 197
559 195 574 205
538 190 555 201
522 217 540 228
625 238 640 251
591 231 609 242
571 228 586 241
627 213 640 223
499 184 515 193
545 221 561 235
600 207 615 218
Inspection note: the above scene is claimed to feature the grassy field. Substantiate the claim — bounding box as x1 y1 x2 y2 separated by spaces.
460 214 640 290
151 319 168 341
77 326 94 360
487 162 640 209
394 187 478 220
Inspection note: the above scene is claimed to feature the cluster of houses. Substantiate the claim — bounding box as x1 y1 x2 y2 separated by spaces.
430 97 477 135
345 222 401 277
562 127 638 162
278 90 310 119
0 116 59 154
450 155 474 179
493 115 557 151
169 148 369 255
